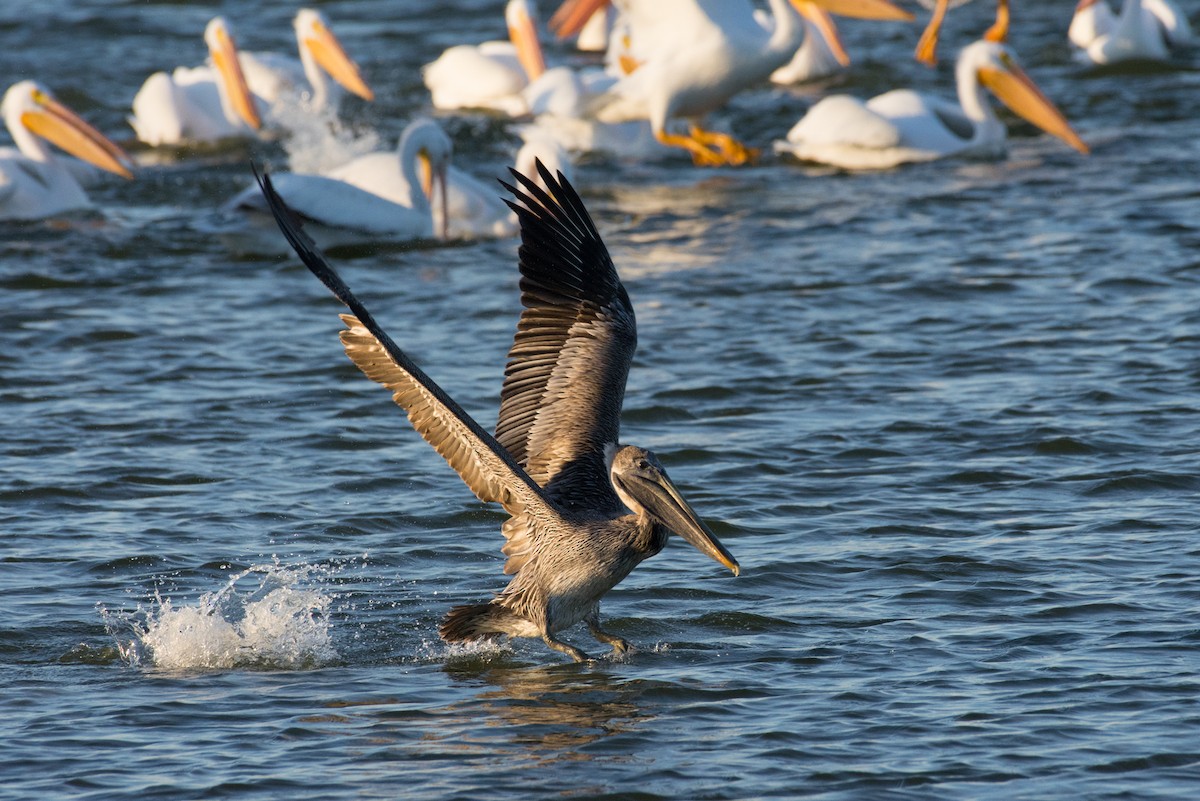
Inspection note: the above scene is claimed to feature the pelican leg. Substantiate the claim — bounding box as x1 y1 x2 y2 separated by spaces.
585 611 630 655
543 633 590 663
687 125 759 166
654 129 725 167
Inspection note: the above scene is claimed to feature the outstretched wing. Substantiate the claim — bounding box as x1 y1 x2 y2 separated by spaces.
497 161 636 513
255 167 557 539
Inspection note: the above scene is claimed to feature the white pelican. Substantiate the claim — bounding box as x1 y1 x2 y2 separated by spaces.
227 119 450 240
322 119 571 240
129 17 262 146
238 9 374 124
1 81 133 220
548 0 913 166
423 0 547 116
1069 0 1194 65
774 34 1089 170
442 129 577 240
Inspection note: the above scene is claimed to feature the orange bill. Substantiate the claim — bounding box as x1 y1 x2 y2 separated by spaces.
811 0 914 21
22 92 134 179
507 0 546 80
210 25 262 130
794 1 851 66
548 0 609 39
305 20 374 101
978 57 1089 154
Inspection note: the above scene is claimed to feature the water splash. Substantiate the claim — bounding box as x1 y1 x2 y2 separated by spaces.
272 99 381 176
101 562 339 672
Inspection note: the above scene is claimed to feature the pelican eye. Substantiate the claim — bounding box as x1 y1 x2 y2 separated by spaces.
637 459 650 471
32 89 48 105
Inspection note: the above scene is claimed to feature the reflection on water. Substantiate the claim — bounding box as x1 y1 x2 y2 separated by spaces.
440 662 652 763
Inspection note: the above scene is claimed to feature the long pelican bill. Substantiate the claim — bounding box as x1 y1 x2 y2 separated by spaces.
21 92 133 179
304 20 375 101
811 0 914 21
618 471 741 577
978 57 1089 155
794 2 851 67
416 150 449 240
548 0 607 39
914 0 949 65
507 0 546 81
209 25 262 130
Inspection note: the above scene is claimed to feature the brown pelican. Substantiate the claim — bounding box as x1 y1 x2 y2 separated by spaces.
254 161 740 662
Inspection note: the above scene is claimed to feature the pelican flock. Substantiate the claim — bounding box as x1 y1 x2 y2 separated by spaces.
10 0 1165 659
257 162 739 661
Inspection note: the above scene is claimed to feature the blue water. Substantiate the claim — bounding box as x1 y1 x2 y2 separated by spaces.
3 1 1200 799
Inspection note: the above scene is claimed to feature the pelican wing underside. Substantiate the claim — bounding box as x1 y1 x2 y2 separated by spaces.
497 162 636 513
255 168 556 534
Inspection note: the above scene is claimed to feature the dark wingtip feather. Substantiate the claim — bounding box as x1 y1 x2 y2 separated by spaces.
253 162 384 336
501 159 617 306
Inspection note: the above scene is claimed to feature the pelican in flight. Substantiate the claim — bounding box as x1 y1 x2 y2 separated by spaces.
227 118 450 239
1 81 133 220
238 9 374 124
423 0 547 116
549 0 912 166
129 16 262 146
775 16 1089 170
255 161 740 662
1069 0 1194 65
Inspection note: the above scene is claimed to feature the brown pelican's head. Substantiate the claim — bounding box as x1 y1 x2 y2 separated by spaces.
607 444 740 576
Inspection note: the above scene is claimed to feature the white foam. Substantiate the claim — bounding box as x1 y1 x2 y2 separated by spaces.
272 100 382 176
103 562 339 672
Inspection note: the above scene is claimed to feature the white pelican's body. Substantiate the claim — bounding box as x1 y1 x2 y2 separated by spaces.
423 0 546 116
130 17 262 147
1 81 133 220
229 119 449 240
238 9 373 129
550 0 911 164
775 39 1089 170
1069 0 1194 65
516 64 671 160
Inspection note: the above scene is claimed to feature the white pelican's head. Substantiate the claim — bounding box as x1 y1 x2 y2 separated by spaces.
401 119 452 240
204 17 262 131
963 40 1089 155
2 80 134 178
506 0 546 81
293 9 374 101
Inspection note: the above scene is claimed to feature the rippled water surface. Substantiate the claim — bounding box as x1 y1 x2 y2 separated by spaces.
3 2 1200 799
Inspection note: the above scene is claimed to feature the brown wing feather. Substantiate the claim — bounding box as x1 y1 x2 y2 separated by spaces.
253 167 558 574
497 162 636 511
